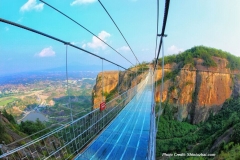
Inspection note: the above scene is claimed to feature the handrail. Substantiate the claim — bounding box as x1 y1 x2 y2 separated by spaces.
0 73 148 159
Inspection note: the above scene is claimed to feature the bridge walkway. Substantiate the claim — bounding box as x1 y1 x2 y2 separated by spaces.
75 77 153 160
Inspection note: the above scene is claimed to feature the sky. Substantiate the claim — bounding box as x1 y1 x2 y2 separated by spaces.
0 0 240 75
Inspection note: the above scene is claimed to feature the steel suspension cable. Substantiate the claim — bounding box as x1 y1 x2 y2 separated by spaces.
153 0 170 72
102 59 104 102
156 39 165 132
154 0 160 60
0 18 129 71
118 66 120 95
155 60 159 93
40 0 135 66
66 44 77 150
154 0 170 132
98 0 140 65
65 44 73 122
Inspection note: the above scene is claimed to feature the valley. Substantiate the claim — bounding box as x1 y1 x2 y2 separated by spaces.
0 71 97 123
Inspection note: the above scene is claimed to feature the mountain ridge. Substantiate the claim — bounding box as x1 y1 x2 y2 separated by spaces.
92 46 240 124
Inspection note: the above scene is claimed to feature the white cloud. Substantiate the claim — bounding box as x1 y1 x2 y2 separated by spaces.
82 44 86 49
17 17 24 23
86 31 111 50
70 42 76 45
20 0 44 12
167 45 183 54
70 0 96 6
70 41 81 46
5 27 9 31
117 46 130 52
37 46 56 57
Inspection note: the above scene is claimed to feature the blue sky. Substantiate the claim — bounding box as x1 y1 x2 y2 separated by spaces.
0 0 240 74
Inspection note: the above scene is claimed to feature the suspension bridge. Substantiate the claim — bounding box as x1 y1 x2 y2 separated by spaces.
0 72 156 159
0 0 170 159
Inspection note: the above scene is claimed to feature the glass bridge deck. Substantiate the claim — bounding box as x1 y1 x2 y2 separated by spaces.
75 83 152 160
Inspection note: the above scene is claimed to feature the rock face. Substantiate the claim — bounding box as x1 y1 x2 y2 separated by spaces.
92 71 119 109
92 70 147 109
193 71 232 123
155 57 240 124
92 57 239 124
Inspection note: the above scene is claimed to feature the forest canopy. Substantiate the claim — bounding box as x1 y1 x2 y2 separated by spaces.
158 46 240 70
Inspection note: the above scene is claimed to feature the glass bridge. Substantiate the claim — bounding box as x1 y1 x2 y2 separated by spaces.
76 78 153 160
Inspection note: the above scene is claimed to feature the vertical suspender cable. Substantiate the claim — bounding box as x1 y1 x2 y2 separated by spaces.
154 0 160 60
40 0 135 67
65 44 73 122
155 61 158 95
153 0 170 72
0 18 129 71
125 71 127 91
135 59 137 86
102 59 104 102
118 66 120 95
156 39 165 132
98 0 140 65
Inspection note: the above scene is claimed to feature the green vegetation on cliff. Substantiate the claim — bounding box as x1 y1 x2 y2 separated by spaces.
0 110 48 144
156 97 240 158
19 119 49 138
158 46 240 69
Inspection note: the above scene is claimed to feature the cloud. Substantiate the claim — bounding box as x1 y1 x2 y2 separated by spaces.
70 41 81 46
167 45 183 54
5 27 9 31
17 17 24 23
117 46 130 52
86 31 111 50
20 0 44 12
70 0 97 6
36 46 56 57
82 44 87 49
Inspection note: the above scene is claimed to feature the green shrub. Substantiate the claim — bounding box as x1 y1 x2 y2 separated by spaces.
158 46 240 69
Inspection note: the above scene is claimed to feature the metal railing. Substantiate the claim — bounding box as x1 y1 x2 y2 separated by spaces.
0 73 148 160
147 70 156 160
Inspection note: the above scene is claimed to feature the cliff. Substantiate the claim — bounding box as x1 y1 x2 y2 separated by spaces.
92 68 148 109
0 111 27 145
155 56 240 124
92 46 240 124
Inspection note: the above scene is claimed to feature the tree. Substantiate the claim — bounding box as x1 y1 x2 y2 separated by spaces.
19 119 46 136
2 109 16 124
232 123 240 143
0 121 5 142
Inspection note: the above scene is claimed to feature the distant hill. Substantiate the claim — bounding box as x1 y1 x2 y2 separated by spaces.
0 70 98 85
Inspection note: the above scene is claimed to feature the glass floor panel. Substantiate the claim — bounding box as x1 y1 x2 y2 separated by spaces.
75 83 153 160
